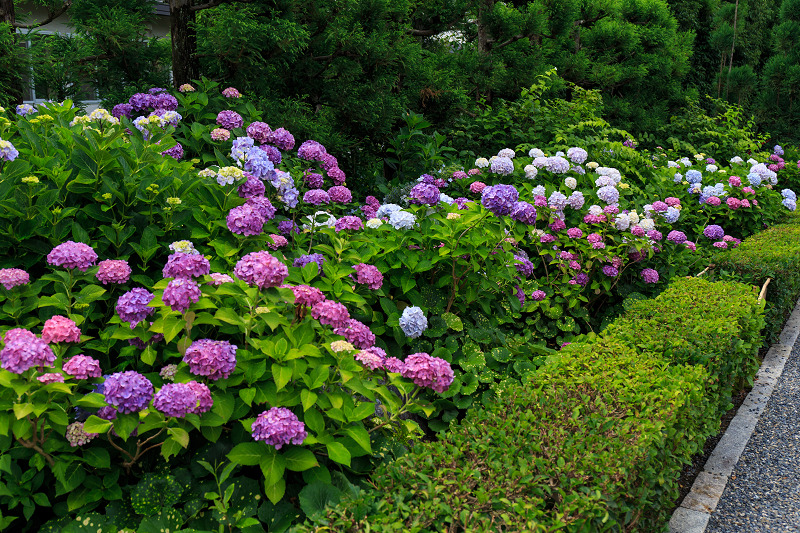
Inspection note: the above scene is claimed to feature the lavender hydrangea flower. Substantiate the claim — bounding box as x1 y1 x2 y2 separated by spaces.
259 144 282 165
246 195 276 220
247 122 272 143
47 241 98 271
400 353 454 393
531 290 546 301
270 128 295 151
184 339 238 380
251 407 307 449
567 147 588 164
546 156 571 173
567 191 585 210
703 224 725 240
116 288 155 327
409 183 441 205
243 147 274 178
293 253 326 274
0 139 20 162
226 204 265 236
161 143 184 160
596 186 619 204
514 255 535 277
389 210 416 229
0 329 55 373
640 268 659 284
103 371 154 413
490 156 514 175
186 381 213 414
0 268 29 290
217 110 243 130
399 306 428 339
481 184 519 215
111 103 133 119
667 230 687 244
510 201 537 224
162 278 202 313
304 189 331 206
153 383 198 418
222 87 241 98
162 253 211 279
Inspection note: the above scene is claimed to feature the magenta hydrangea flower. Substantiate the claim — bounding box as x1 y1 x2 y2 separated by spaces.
297 140 327 161
251 407 307 449
246 122 272 143
334 216 363 232
47 241 98 271
0 329 55 373
162 278 202 313
401 353 454 393
311 300 350 329
303 189 330 206
304 172 324 188
510 201 537 224
222 87 241 98
103 371 154 413
63 354 102 379
333 319 376 349
640 268 659 284
208 273 234 286
234 251 289 289
238 175 266 198
267 234 288 250
246 195 277 220
227 203 265 236
353 263 383 290
409 183 441 206
550 218 566 232
667 230 687 244
630 225 646 237
290 285 326 307
602 265 619 277
96 260 131 285
384 357 405 373
0 268 29 290
186 381 213 414
41 315 81 344
162 253 211 279
705 196 721 206
270 128 295 150
319 153 338 171
154 383 198 418
217 110 243 130
470 182 486 194
727 197 742 210
38 373 65 384
328 186 353 203
184 339 237 380
566 227 583 239
116 288 155 327
713 241 728 249
647 230 662 242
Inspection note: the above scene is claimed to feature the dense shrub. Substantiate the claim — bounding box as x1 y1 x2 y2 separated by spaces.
292 276 764 532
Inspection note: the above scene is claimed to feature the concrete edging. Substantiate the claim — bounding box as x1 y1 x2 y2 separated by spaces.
668 298 800 533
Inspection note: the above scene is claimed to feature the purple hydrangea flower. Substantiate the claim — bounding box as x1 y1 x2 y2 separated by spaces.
703 224 725 240
184 339 238 380
217 110 244 130
247 122 272 143
353 263 383 289
399 306 428 339
334 216 363 232
111 103 133 119
161 142 184 161
162 278 202 313
222 87 241 98
481 184 519 215
328 186 353 203
303 189 331 206
597 186 620 204
0 139 19 162
103 371 154 414
153 383 198 418
258 144 282 165
294 253 326 274
311 300 350 328
251 407 307 449
0 329 55 373
129 93 154 112
186 381 213 414
510 201 537 224
162 253 210 279
269 128 295 151
278 220 301 236
234 251 289 289
246 196 276 220
290 284 326 307
545 156 571 173
297 140 327 161
531 290 546 301
238 175 266 198
227 204 265 236
640 268 659 284
333 319 376 349
667 230 687 244
304 172 324 188
355 350 384 371
400 353 454 393
116 288 155 327
409 183 441 205
47 241 98 272
566 227 583 239
0 268 29 290
514 255 535 277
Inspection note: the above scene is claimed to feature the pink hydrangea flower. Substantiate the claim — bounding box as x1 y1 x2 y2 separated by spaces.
184 339 237 381
63 354 102 379
0 268 29 290
96 260 131 285
42 316 81 344
352 263 383 290
47 241 98 271
234 251 288 289
162 278 202 313
400 353 454 393
311 300 350 328
251 407 307 449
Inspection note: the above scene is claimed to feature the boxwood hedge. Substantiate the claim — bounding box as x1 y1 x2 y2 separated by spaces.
291 277 764 532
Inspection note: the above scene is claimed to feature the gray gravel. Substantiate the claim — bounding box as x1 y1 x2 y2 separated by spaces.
705 338 800 532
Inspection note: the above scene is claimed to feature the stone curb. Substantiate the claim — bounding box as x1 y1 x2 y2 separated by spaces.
668 298 800 533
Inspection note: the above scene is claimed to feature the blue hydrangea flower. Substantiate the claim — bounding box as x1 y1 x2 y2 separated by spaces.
376 204 403 218
231 136 254 161
781 189 796 201
661 207 680 223
244 147 274 179
389 210 416 229
685 170 702 184
399 306 428 339
747 173 762 187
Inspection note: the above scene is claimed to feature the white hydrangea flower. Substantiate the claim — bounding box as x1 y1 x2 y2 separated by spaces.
475 157 489 168
564 177 577 190
528 148 545 158
639 218 655 231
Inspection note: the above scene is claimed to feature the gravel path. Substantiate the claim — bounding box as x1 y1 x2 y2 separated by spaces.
705 336 800 532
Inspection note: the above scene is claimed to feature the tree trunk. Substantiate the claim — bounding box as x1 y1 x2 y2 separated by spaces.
726 0 739 100
170 0 199 88
0 0 24 105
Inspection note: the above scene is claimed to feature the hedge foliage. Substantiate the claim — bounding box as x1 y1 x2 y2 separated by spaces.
291 277 764 532
713 222 800 344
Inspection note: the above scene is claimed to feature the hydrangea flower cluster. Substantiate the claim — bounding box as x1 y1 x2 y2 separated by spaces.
47 241 98 271
162 253 211 279
333 319 376 349
251 407 307 449
216 110 243 130
399 306 428 339
0 328 55 373
103 371 154 413
311 300 350 328
481 184 519 215
162 278 202 313
61 355 101 380
0 268 29 290
235 251 289 289
352 263 383 289
96 260 131 285
116 288 155 327
290 285 325 307
400 353 454 393
153 383 201 418
41 315 81 344
66 422 98 447
334 216 363 232
226 204 266 236
0 139 20 162
184 339 238 380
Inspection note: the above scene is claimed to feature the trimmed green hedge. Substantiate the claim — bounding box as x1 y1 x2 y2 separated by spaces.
713 223 800 344
290 277 764 532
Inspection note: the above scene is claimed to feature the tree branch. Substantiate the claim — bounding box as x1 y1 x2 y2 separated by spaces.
13 1 71 29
